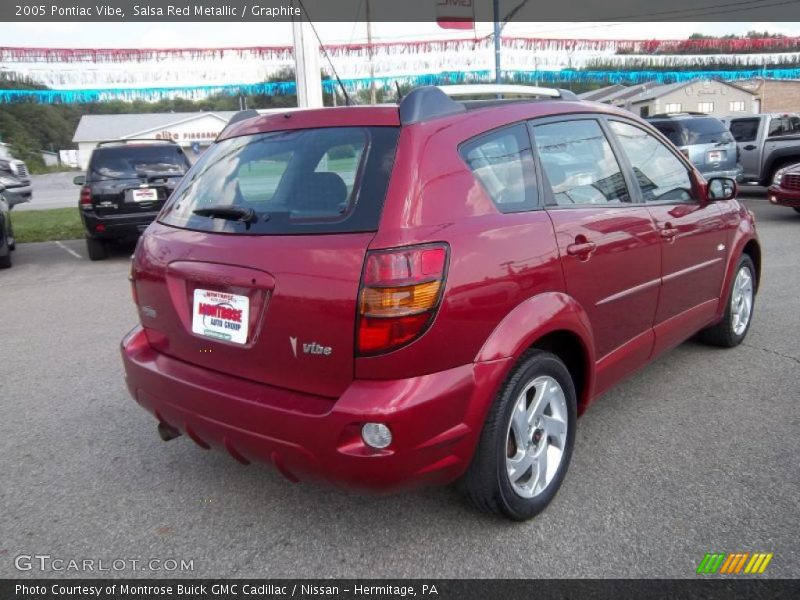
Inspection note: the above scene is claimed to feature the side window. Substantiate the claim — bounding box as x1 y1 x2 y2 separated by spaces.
531 119 631 206
768 118 787 137
460 124 538 213
729 118 759 142
609 121 694 203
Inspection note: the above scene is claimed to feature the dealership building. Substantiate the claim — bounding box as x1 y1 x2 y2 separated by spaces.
72 110 284 169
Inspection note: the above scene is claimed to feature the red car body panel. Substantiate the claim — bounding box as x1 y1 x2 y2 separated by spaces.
121 98 760 491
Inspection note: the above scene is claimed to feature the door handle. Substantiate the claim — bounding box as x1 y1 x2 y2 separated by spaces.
660 227 678 240
743 144 757 151
566 241 597 258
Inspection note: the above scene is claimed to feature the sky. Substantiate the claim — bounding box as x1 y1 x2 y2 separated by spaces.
4 21 800 48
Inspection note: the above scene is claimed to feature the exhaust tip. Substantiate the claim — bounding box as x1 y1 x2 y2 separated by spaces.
157 422 181 442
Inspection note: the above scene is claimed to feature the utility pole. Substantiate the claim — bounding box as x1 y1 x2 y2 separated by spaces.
366 0 376 104
292 11 323 108
493 0 501 84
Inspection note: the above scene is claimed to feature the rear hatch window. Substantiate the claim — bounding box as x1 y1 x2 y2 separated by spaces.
651 118 734 146
89 144 191 181
159 127 400 235
680 118 734 145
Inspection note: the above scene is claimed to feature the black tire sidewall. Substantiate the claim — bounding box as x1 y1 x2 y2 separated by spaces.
494 352 577 520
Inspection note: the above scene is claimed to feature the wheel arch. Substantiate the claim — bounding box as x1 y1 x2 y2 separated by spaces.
475 292 596 413
742 238 761 290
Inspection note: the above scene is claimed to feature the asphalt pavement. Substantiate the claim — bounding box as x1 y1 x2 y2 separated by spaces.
14 172 80 211
0 194 798 579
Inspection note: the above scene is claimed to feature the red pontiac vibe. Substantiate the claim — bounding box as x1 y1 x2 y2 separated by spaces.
122 85 760 520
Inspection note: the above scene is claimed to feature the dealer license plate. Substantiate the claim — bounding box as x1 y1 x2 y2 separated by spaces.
191 289 249 344
132 188 158 202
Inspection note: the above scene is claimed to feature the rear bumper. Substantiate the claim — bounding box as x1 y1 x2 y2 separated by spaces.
3 185 32 208
81 209 159 239
700 167 742 181
121 325 511 492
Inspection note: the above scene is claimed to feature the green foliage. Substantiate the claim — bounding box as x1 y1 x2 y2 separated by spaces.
0 68 308 171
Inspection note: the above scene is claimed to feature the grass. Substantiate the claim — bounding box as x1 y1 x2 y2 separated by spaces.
11 207 84 243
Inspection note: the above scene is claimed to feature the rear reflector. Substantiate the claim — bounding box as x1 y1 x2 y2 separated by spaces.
357 244 448 355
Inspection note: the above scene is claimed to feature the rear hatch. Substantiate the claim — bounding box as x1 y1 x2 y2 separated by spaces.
87 144 191 216
132 123 400 398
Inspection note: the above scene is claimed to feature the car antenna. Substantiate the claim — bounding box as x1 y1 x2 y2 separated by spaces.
296 0 354 106
395 81 403 103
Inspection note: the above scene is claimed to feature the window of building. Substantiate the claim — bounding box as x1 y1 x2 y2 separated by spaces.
729 100 746 112
664 103 682 113
531 119 631 206
697 102 714 114
460 124 538 213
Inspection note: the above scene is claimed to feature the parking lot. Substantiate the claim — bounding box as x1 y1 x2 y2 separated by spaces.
0 192 797 579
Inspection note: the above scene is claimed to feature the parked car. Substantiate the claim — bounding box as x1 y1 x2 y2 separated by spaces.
646 113 741 182
0 143 33 209
767 161 800 214
0 188 15 268
121 85 760 520
721 113 800 185
74 140 192 260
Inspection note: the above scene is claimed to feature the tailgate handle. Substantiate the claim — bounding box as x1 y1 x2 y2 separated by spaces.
167 261 276 289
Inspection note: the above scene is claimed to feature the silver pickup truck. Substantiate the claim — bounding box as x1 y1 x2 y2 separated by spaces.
722 113 800 186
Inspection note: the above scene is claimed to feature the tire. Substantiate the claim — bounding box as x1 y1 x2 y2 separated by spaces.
463 349 577 521
793 207 800 215
8 223 15 251
86 236 107 261
0 248 10 269
699 254 756 348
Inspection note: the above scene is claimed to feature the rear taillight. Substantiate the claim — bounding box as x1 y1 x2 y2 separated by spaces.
357 243 449 355
79 186 92 208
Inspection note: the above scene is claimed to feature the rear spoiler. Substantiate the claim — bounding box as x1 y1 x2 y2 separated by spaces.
216 109 261 141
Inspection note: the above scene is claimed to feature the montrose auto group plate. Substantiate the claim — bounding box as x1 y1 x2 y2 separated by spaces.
191 289 249 344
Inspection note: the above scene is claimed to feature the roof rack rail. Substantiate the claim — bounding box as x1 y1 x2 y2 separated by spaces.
217 109 261 140
399 84 580 125
648 111 708 118
95 138 178 148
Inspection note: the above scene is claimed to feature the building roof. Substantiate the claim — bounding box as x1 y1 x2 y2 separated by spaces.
72 111 239 143
628 79 755 104
578 84 625 102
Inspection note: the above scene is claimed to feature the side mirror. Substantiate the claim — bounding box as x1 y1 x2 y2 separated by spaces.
707 177 737 202
73 175 85 186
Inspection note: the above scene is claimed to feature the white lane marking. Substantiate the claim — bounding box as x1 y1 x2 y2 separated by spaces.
55 241 83 259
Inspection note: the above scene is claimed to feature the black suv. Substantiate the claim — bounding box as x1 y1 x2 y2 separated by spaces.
74 140 192 260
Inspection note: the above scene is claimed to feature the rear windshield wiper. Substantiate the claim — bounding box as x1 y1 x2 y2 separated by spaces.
193 205 260 224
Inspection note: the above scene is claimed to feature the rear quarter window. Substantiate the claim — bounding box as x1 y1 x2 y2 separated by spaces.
459 124 538 213
159 126 399 235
